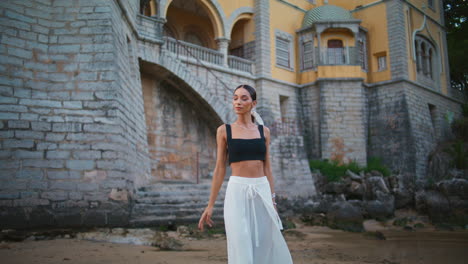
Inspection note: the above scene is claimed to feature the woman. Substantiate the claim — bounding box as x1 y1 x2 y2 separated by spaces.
198 84 293 264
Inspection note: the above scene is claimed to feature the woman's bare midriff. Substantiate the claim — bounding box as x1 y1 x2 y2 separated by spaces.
230 160 265 178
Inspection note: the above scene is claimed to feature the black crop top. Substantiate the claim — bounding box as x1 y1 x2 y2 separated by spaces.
226 124 266 165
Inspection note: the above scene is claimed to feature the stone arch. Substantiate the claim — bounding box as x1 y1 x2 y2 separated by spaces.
159 0 227 38
226 6 254 38
140 60 226 181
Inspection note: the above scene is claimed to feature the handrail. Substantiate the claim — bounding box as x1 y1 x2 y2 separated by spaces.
163 36 233 98
165 37 224 66
228 55 254 74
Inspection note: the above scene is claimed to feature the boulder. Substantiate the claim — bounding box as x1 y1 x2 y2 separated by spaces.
345 169 363 182
363 191 395 221
324 181 347 194
417 190 451 224
326 201 364 232
345 181 366 200
394 187 413 209
437 178 468 199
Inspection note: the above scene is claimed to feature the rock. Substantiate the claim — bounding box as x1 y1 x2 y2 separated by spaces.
324 181 346 194
363 195 394 221
422 190 451 224
387 175 399 190
447 168 466 179
394 187 413 209
346 169 363 182
427 149 453 182
176 225 191 237
301 212 326 226
326 201 364 232
367 176 390 194
370 170 383 177
363 231 386 240
437 179 468 199
153 231 183 251
314 194 342 213
345 181 365 200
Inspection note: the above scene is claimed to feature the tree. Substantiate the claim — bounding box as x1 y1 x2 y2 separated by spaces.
444 0 468 100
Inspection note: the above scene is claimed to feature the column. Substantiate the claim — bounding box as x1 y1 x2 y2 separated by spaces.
254 0 271 77
216 37 230 67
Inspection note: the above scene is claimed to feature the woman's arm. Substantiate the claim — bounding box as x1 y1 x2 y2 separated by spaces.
198 124 228 230
263 126 276 206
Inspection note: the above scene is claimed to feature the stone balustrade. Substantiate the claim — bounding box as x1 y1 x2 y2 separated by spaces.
228 55 254 74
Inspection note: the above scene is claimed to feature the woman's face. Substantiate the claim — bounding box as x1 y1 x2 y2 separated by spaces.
233 87 256 114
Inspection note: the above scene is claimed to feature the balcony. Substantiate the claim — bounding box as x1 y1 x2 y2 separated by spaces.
137 15 254 75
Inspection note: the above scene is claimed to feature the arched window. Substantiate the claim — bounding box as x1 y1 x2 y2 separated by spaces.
327 39 344 65
415 35 436 80
184 32 205 47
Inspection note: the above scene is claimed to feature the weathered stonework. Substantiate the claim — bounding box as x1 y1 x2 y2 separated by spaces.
0 0 464 229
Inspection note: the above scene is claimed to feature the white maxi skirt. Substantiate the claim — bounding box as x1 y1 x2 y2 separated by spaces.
223 176 293 264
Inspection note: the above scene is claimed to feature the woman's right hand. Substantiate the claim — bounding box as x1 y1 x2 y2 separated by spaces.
198 206 214 231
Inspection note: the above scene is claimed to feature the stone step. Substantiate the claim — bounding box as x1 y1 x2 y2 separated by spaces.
132 201 224 214
135 193 226 204
131 180 229 226
132 205 224 217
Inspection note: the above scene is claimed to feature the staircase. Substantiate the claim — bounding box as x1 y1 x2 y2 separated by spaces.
130 180 228 227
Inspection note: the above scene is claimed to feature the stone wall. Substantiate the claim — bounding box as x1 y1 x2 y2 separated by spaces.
0 0 147 228
367 81 415 185
318 78 368 166
405 81 463 186
255 78 318 198
299 83 321 160
367 80 463 188
141 74 218 182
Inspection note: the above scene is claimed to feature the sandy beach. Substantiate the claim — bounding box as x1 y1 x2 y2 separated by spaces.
1 218 467 264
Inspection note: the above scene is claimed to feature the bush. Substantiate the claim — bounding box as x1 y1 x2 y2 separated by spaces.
447 140 468 169
309 157 391 182
364 157 391 177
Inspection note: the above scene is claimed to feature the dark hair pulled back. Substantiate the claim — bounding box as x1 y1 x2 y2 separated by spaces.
234 84 257 124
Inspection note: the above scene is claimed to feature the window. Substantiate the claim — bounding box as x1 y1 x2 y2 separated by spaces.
275 29 294 70
428 0 434 10
377 55 387 71
327 39 345 65
415 35 436 80
276 37 290 68
299 33 314 71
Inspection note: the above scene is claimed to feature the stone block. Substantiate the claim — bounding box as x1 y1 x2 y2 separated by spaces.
23 159 64 168
46 150 71 159
15 130 44 139
31 121 52 132
49 180 76 190
13 150 43 159
41 191 68 201
45 133 66 141
8 120 29 128
82 210 106 226
52 122 82 132
3 139 35 148
66 160 95 170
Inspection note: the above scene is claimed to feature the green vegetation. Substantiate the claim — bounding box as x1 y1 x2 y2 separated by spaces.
309 157 391 182
363 157 391 177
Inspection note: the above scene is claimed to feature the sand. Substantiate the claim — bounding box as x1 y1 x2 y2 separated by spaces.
1 220 468 264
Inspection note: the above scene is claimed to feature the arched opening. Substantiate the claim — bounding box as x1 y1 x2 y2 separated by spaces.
165 0 217 49
140 0 157 16
139 61 222 183
415 34 438 88
229 16 255 60
327 39 344 65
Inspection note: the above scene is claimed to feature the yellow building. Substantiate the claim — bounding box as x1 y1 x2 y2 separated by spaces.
138 0 463 184
0 0 465 227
